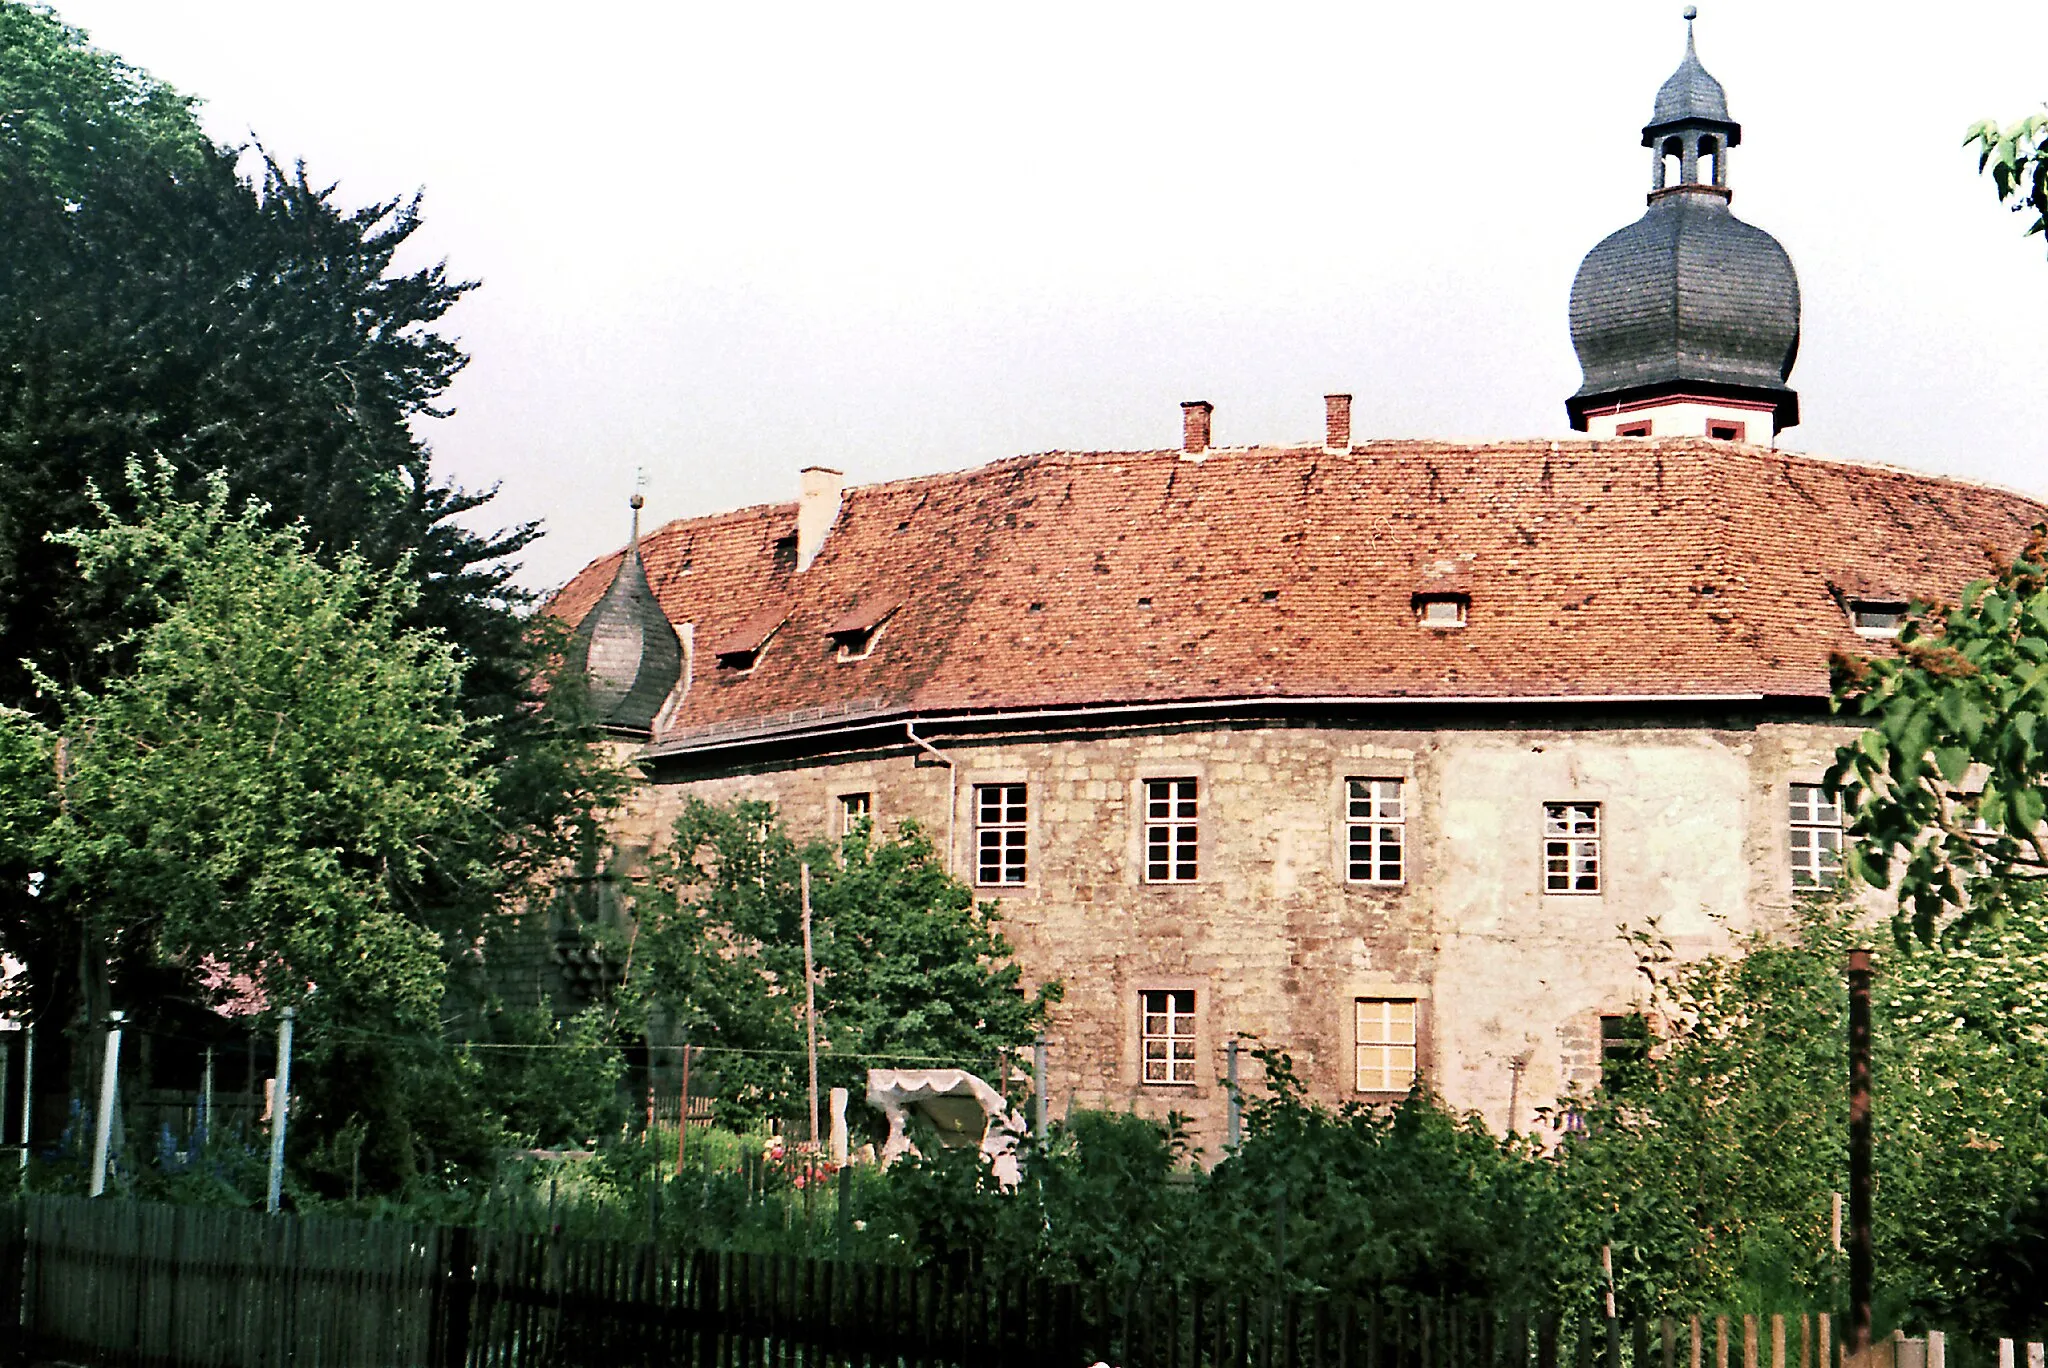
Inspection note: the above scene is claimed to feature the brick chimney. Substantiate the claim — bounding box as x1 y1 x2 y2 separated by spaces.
1182 401 1213 455
796 466 844 572
1325 393 1352 449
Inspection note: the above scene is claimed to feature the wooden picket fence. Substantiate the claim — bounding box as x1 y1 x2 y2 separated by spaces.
2 1196 2032 1368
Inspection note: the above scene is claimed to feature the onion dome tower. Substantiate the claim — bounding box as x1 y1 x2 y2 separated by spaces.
1566 8 1801 442
570 494 683 736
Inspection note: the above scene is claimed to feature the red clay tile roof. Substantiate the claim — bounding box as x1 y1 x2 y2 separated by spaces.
825 597 902 638
545 439 2048 748
710 604 791 660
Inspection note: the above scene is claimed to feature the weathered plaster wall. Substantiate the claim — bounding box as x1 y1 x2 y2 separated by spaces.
619 712 1861 1159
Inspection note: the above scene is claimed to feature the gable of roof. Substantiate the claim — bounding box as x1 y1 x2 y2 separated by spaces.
548 439 2048 751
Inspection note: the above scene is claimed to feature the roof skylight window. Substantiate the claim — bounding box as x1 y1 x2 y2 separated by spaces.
1848 600 1906 638
1416 594 1469 630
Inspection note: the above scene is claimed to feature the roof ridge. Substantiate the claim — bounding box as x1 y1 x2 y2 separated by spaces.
625 439 2047 551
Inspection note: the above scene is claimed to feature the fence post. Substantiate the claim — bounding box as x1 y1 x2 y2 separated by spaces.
89 1010 125 1197
677 1043 694 1175
17 1023 32 1188
267 1007 295 1214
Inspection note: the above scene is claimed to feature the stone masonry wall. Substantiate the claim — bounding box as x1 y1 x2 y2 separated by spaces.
613 712 1862 1160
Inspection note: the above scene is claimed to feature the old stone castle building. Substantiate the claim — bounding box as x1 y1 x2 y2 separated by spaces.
549 22 2044 1149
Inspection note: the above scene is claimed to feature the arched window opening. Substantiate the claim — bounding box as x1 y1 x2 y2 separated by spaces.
1698 136 1720 187
1661 138 1683 189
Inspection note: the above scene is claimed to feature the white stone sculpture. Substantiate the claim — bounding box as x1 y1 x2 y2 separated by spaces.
864 1068 1026 1187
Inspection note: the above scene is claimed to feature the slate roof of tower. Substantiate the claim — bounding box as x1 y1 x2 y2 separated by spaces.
1647 28 1734 135
1572 20 1795 426
1569 193 1800 411
546 440 2046 752
568 540 684 733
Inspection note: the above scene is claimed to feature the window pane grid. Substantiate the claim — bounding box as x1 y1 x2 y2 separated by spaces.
1141 990 1197 1084
1355 998 1418 1093
1543 802 1601 893
839 793 871 837
1347 778 1406 883
1789 783 1843 888
1144 778 1199 882
973 783 1028 885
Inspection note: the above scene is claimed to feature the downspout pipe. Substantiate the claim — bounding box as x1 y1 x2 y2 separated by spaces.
904 721 956 876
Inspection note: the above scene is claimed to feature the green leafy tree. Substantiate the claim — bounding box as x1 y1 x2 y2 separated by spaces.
1552 920 1846 1316
1826 530 2048 940
618 799 1061 1127
464 1004 627 1151
0 468 528 1190
1967 113 2048 248
0 1 629 1113
1560 904 2048 1333
1197 1054 1565 1305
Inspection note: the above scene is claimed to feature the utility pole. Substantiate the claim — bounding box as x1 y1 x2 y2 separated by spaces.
1033 1035 1049 1140
675 1044 693 1177
267 1006 296 1214
1846 949 1875 1359
89 1010 125 1197
1225 1038 1242 1149
801 864 820 1149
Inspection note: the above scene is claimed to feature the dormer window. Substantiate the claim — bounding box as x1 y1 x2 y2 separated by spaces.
1848 599 1907 638
826 598 901 663
1415 594 1468 630
711 606 789 672
835 624 883 661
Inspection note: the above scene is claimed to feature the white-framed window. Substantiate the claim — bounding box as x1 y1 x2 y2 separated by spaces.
1789 783 1842 889
838 792 871 836
1416 594 1468 629
974 783 1028 886
1346 778 1405 884
1144 778 1199 883
1543 802 1602 894
1847 599 1906 638
1140 989 1197 1085
1354 998 1418 1093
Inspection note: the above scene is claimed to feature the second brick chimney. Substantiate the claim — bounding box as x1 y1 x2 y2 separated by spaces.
1325 393 1353 450
1182 401 1213 455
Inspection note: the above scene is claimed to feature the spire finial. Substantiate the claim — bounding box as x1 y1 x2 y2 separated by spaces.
629 469 647 543
1683 5 1698 50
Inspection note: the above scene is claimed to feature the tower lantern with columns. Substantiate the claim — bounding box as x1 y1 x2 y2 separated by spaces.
1566 7 1801 442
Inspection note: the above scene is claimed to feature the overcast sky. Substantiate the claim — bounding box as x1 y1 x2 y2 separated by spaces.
42 1 2048 593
